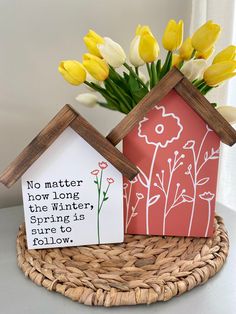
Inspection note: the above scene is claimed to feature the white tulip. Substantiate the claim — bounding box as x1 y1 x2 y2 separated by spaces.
97 37 126 68
216 106 236 124
181 59 208 81
76 93 98 108
129 36 145 67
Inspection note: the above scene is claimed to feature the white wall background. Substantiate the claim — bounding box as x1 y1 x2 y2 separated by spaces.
0 0 192 208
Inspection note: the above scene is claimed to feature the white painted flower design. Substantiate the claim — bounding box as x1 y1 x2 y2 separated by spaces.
138 106 183 147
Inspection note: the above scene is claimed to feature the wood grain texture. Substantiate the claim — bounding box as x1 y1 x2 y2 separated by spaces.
70 115 139 180
0 105 77 188
174 77 236 146
106 67 184 146
0 105 139 188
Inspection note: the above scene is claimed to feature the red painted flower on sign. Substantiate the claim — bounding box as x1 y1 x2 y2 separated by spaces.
99 161 108 169
91 169 99 176
107 178 115 184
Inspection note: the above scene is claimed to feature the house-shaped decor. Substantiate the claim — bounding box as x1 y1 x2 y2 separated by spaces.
0 105 138 249
107 67 236 238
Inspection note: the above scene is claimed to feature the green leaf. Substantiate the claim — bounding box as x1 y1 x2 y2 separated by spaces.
97 101 118 111
104 197 109 201
160 51 172 79
94 180 98 184
156 59 161 82
132 87 148 103
109 67 131 95
128 72 139 92
151 62 157 87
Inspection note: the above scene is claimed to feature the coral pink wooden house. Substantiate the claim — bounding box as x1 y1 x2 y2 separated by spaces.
107 67 236 238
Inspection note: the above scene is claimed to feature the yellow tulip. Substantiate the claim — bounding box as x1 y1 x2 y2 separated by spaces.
83 29 104 57
136 25 153 36
203 61 236 86
172 54 182 67
162 19 184 51
179 37 194 60
213 45 236 64
139 32 159 63
83 53 109 81
58 60 86 85
191 20 221 53
195 46 215 59
129 25 158 65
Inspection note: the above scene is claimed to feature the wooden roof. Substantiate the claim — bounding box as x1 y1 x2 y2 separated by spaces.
107 67 236 147
0 105 138 188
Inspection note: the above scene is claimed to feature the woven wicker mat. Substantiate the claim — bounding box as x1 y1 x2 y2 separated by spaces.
17 215 229 307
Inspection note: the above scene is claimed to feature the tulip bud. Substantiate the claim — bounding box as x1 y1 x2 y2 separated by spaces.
83 53 109 81
76 93 98 108
172 54 182 67
203 61 236 86
83 29 104 57
191 21 221 53
139 33 159 63
162 19 184 51
58 60 86 85
216 106 236 124
97 37 126 68
213 45 236 64
195 46 215 60
179 37 194 60
129 35 145 67
181 59 208 81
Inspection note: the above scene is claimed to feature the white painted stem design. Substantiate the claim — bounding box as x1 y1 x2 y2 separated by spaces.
205 199 212 237
145 144 159 234
158 152 185 235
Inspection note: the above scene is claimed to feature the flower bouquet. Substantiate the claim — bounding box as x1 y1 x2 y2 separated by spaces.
59 19 236 121
59 20 236 237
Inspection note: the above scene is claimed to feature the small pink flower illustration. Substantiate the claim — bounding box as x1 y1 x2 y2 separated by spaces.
91 169 100 176
99 161 108 169
138 106 183 148
136 193 144 200
199 192 215 201
107 178 115 184
91 161 113 243
183 140 195 150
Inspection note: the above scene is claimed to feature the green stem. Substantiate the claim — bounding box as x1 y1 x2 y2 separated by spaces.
156 59 161 82
124 62 148 90
201 85 213 95
191 49 196 59
106 78 132 111
151 62 158 87
84 81 122 112
178 60 184 69
135 66 139 75
146 63 152 88
160 51 172 79
99 184 110 214
97 170 103 244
